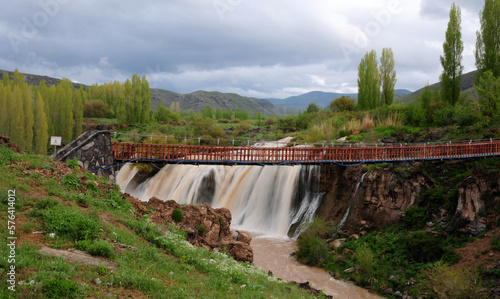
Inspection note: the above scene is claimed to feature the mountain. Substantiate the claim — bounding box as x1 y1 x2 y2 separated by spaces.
0 69 84 89
0 69 281 116
398 70 477 103
268 89 412 110
151 89 281 116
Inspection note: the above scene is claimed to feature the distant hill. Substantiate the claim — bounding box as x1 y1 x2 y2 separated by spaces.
151 89 281 116
0 69 84 89
268 89 412 110
0 69 281 116
398 70 477 103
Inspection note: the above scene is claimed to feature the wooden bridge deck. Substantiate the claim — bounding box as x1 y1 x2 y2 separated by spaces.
112 141 500 164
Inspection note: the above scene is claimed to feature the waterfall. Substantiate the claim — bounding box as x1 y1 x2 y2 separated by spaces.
337 172 366 230
116 163 325 237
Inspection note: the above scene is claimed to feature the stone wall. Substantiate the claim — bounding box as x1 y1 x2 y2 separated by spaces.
53 130 116 182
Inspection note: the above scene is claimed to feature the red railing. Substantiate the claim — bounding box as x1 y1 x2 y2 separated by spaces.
112 141 500 164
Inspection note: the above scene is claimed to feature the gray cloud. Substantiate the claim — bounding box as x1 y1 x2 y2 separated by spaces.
0 0 484 99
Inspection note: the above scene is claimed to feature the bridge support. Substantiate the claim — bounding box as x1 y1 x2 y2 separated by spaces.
53 130 116 182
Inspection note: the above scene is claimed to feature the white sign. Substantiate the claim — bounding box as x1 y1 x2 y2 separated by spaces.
50 136 62 146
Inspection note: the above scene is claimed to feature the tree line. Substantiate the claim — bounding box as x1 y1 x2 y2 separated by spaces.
0 70 151 154
354 0 500 124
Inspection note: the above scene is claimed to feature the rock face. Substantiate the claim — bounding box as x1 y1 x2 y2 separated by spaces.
147 197 253 263
317 159 500 236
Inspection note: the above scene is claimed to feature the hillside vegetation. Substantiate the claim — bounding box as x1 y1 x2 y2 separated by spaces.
0 143 318 298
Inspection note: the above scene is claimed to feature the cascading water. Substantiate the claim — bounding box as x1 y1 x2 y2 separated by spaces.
337 172 366 230
116 163 325 237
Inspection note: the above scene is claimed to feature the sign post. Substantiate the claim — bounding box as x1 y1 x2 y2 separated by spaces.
50 136 62 155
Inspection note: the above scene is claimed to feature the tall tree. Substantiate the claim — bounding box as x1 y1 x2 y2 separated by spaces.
73 90 84 137
476 0 500 78
34 92 48 154
357 50 381 110
11 85 24 147
380 48 397 106
141 75 151 123
22 84 34 151
441 3 464 106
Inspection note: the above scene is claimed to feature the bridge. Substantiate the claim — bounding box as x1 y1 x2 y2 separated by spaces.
112 140 500 165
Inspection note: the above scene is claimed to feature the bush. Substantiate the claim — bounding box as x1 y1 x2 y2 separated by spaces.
41 278 82 298
87 240 115 259
83 100 114 118
66 158 79 170
402 206 429 230
43 206 101 241
492 237 500 251
356 244 374 276
196 224 206 236
61 174 80 189
423 263 485 299
405 231 444 263
296 234 331 267
172 208 184 223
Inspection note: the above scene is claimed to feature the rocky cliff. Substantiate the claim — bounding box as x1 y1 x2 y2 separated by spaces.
317 158 500 236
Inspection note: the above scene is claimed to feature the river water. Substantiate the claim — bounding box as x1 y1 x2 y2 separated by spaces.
250 234 382 299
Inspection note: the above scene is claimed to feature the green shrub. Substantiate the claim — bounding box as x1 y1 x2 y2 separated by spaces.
356 244 374 276
405 231 444 263
442 246 461 265
172 208 184 223
402 206 429 230
87 240 115 259
422 263 485 299
66 158 79 170
43 206 101 241
492 237 500 251
61 174 80 189
41 278 82 298
196 224 206 236
296 234 331 267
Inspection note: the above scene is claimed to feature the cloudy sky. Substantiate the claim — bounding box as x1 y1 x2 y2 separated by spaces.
0 0 485 99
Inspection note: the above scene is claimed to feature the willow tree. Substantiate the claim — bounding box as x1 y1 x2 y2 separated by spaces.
380 47 397 106
440 3 464 106
476 0 500 78
357 50 381 110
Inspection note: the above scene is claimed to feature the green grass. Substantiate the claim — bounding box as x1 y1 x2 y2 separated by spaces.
0 145 317 298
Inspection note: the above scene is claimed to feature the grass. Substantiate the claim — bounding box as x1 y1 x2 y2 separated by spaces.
0 145 318 298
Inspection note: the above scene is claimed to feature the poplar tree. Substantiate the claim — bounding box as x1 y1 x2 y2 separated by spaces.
441 3 464 106
132 74 142 123
11 85 24 147
0 85 5 135
34 92 48 154
141 75 151 123
380 48 397 106
22 84 34 151
73 90 83 137
358 50 381 110
476 0 500 78
175 102 180 113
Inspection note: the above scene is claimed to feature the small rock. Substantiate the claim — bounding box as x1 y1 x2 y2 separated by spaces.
394 291 403 297
360 230 367 236
94 278 101 285
389 275 400 281
380 284 389 291
344 267 355 273
349 234 359 239
384 288 394 295
48 233 55 238
329 238 346 249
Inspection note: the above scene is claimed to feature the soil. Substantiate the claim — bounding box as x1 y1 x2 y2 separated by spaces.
452 229 500 272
